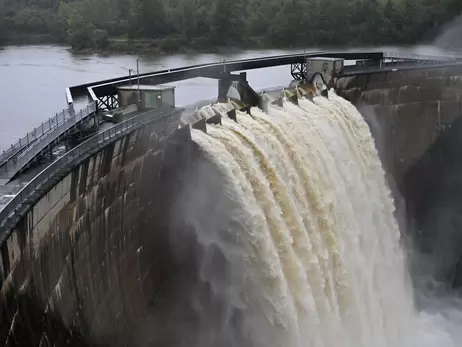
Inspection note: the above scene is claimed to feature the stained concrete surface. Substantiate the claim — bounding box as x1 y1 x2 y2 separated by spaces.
404 116 462 294
338 66 462 296
0 111 197 346
337 66 462 188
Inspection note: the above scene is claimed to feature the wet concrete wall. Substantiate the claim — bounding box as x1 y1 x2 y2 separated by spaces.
337 66 462 294
336 66 462 188
0 110 199 346
403 116 462 293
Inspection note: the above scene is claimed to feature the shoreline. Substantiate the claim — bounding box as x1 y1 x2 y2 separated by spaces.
1 35 271 55
0 35 443 58
0 35 359 56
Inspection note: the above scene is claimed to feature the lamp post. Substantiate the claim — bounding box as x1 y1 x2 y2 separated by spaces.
123 59 141 105
137 57 141 102
128 68 134 88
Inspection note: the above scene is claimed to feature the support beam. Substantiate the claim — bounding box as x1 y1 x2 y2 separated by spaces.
192 118 207 133
65 87 74 105
218 75 234 102
97 96 111 111
200 72 243 81
216 72 260 108
109 95 118 109
206 114 222 126
227 109 237 122
217 72 249 101
291 63 307 81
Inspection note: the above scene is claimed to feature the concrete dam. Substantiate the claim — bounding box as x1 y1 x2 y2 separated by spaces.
1 52 462 346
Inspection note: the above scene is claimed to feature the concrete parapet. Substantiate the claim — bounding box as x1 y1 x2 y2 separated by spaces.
0 112 194 346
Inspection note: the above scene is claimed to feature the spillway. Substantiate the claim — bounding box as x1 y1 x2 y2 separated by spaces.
170 90 457 347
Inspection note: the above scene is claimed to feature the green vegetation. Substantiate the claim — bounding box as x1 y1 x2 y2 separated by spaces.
1 0 462 52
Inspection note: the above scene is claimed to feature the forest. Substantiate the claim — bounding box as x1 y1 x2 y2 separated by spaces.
0 0 462 52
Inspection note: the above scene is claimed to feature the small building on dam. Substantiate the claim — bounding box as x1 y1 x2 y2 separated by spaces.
1 51 462 346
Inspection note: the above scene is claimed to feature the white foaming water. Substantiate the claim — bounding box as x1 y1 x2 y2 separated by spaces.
189 90 459 347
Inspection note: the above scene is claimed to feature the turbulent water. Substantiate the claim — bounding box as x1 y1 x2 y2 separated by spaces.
172 90 460 347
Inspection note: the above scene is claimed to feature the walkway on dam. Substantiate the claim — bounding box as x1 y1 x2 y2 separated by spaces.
0 106 182 232
0 102 97 185
67 50 459 105
338 60 462 77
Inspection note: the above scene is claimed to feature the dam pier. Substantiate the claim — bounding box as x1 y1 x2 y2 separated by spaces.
1 50 462 346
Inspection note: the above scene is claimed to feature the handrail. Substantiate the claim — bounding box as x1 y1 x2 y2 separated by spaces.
82 51 461 107
0 105 74 166
72 50 461 96
382 51 458 61
337 61 462 77
15 102 97 172
78 51 387 98
0 106 182 237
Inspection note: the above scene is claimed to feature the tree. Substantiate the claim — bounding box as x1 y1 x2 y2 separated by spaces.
2 0 462 51
93 28 109 48
349 0 384 44
129 0 169 38
0 3 5 43
66 7 94 50
210 0 247 45
400 0 422 42
383 0 402 44
171 0 207 40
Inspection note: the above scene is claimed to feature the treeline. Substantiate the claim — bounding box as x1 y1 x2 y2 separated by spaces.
1 0 462 52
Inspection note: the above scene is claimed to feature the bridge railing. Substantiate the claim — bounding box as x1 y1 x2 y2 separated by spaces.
383 52 458 63
0 105 76 167
13 102 97 173
0 106 180 235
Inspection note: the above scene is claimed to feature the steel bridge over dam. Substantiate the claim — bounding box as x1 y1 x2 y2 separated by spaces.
0 50 461 226
66 50 461 110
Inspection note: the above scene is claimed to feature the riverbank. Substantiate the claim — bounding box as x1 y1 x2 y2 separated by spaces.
75 36 278 55
0 34 323 56
1 34 63 46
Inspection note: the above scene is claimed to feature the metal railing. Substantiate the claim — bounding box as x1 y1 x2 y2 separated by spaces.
12 102 97 174
339 59 462 77
0 105 78 167
383 52 459 62
0 106 181 236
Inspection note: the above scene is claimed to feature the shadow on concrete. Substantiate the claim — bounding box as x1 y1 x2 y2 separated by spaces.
404 116 462 294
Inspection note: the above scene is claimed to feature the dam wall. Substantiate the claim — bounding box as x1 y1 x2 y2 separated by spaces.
4 63 462 346
337 66 462 293
336 66 462 188
0 108 194 346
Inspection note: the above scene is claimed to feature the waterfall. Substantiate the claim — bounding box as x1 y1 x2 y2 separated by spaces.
170 90 457 347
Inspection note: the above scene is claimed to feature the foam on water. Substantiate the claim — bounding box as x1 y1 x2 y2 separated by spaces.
186 90 460 347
